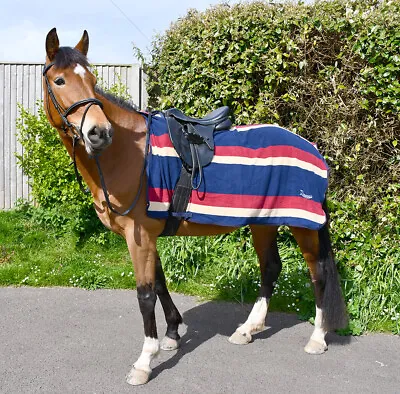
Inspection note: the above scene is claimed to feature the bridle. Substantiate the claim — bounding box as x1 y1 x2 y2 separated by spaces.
43 61 149 216
43 62 103 140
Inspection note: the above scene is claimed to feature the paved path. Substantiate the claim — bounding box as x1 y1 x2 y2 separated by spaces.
1 287 399 393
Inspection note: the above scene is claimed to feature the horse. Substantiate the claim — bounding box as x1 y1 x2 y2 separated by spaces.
42 28 348 386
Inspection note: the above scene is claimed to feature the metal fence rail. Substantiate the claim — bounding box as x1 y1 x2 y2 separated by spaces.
0 62 146 210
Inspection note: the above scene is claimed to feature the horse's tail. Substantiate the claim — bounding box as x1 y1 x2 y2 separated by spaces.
319 199 348 331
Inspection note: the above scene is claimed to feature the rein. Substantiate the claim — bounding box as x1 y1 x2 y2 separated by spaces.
94 129 150 216
43 62 148 216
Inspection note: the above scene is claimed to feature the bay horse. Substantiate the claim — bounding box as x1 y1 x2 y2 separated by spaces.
42 28 347 385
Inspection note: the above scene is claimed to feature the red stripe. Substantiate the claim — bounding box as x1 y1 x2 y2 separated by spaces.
214 145 326 170
151 134 173 148
151 133 325 171
148 188 323 215
148 187 173 202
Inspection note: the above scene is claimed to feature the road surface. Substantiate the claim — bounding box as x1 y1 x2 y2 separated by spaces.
1 287 399 393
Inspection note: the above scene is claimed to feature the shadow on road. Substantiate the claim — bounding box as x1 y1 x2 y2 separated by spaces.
152 300 352 379
152 301 316 379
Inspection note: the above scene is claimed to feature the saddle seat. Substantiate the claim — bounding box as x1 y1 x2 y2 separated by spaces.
166 106 232 130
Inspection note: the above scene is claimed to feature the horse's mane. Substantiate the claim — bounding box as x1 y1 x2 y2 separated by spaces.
94 87 139 113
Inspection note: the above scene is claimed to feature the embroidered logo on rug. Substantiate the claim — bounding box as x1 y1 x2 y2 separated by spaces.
300 190 313 199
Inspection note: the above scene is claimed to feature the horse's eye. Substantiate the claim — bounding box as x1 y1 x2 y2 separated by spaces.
54 77 65 86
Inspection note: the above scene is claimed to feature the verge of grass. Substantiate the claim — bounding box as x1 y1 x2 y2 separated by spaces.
1 205 399 335
0 209 134 289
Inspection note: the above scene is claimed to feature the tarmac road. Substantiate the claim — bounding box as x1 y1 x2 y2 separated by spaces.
1 287 399 393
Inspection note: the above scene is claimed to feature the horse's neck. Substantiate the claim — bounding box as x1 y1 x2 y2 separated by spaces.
95 93 148 185
98 94 147 137
61 93 147 205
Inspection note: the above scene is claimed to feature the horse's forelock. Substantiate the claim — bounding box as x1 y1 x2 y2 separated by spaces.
53 46 89 69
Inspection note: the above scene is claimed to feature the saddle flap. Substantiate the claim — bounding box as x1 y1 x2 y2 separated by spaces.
166 116 214 170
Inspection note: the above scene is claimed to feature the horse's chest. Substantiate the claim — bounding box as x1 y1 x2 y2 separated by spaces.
95 203 125 236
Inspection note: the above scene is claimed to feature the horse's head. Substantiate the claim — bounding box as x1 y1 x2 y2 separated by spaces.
43 28 113 156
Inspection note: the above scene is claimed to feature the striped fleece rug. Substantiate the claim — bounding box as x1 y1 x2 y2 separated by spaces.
146 112 329 230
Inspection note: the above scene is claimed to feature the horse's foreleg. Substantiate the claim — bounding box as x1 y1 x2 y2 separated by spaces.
125 233 159 386
229 226 280 345
155 255 183 350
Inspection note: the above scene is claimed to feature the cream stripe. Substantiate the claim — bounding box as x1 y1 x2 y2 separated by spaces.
151 146 179 157
211 156 327 178
231 124 276 132
148 201 170 211
187 204 326 224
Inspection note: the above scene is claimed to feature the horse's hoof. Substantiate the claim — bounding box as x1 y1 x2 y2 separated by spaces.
126 367 151 386
160 336 180 351
304 339 328 355
228 330 252 345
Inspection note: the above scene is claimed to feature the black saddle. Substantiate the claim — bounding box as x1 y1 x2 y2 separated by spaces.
165 106 232 173
160 106 232 237
166 106 232 129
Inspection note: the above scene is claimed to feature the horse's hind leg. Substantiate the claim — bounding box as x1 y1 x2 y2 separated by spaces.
290 227 327 354
229 225 280 345
290 226 347 355
155 254 183 350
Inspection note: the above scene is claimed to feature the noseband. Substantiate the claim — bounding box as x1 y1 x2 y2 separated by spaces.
42 61 149 217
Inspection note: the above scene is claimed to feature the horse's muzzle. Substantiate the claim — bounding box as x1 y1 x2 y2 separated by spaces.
86 125 114 153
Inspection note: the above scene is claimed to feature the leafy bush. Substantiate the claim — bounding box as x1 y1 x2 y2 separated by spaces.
147 0 399 221
146 0 400 334
16 105 91 209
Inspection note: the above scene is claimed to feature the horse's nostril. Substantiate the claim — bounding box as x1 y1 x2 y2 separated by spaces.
88 127 97 137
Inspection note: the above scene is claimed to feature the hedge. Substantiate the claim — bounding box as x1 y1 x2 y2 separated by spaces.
147 0 400 221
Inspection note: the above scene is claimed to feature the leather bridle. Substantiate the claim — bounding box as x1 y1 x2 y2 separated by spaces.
43 61 149 216
43 62 104 140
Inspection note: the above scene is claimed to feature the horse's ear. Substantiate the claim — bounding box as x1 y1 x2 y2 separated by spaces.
46 28 59 61
75 30 89 56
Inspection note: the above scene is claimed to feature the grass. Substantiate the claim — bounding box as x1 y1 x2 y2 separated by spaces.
0 206 399 335
0 209 313 315
0 210 133 289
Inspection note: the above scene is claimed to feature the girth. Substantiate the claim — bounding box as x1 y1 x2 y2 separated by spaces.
160 106 232 236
